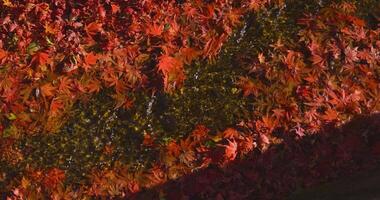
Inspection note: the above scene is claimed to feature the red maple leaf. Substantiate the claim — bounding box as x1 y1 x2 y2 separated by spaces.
157 55 184 92
146 165 166 186
49 99 64 116
85 53 98 65
221 139 238 161
167 141 181 157
223 128 240 139
58 77 73 94
183 4 198 19
190 125 209 141
43 168 65 189
86 79 101 93
86 22 102 36
31 51 49 66
146 23 163 36
179 47 201 65
142 132 154 147
322 109 339 121
238 77 260 97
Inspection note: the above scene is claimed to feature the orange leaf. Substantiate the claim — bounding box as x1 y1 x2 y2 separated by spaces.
146 23 163 36
238 77 260 97
223 128 239 139
58 77 73 94
86 22 102 36
258 53 266 64
50 99 64 116
43 168 65 188
350 16 365 27
157 55 185 92
191 125 209 141
86 79 101 93
261 115 278 132
167 141 181 157
179 47 201 64
85 53 98 65
31 52 49 66
143 132 154 147
0 49 7 60
111 3 120 14
40 83 55 97
322 109 339 121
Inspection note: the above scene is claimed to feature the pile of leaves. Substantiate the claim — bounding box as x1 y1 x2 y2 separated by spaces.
136 113 380 199
1 0 380 199
238 1 380 142
0 0 271 136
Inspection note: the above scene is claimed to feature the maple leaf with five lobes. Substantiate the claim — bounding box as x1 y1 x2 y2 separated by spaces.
261 115 278 132
146 23 163 36
167 141 181 157
183 4 198 19
311 53 326 67
226 9 242 27
30 51 49 66
44 23 58 35
191 125 209 141
344 46 359 63
248 0 266 11
179 150 196 166
124 65 143 87
2 88 17 102
86 79 101 93
283 50 297 67
2 0 15 7
58 77 73 94
179 47 201 65
157 55 185 92
238 77 260 97
40 83 55 98
203 34 228 59
223 128 240 139
49 99 64 116
322 109 339 121
240 136 255 154
219 139 238 161
147 166 166 186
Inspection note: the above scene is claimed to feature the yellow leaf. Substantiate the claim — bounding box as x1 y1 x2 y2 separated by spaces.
21 177 31 189
2 0 14 7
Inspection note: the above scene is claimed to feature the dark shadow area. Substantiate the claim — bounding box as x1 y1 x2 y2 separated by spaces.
133 113 380 200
